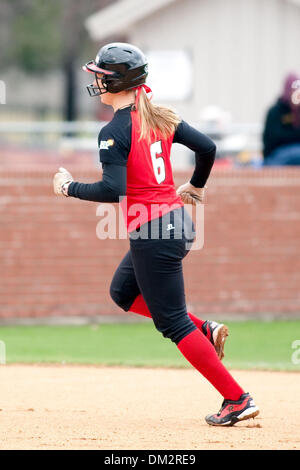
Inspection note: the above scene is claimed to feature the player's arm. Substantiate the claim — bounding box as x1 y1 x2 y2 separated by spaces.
173 120 216 204
53 119 130 202
53 164 126 203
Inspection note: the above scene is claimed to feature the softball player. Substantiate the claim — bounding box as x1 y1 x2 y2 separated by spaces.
53 43 259 426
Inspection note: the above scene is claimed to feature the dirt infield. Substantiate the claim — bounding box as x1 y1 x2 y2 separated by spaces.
0 365 299 450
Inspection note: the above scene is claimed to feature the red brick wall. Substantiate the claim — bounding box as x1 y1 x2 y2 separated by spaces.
1 165 300 320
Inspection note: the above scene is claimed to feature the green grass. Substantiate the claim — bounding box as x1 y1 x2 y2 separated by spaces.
0 320 299 371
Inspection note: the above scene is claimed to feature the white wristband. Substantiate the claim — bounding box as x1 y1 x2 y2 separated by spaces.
61 181 71 197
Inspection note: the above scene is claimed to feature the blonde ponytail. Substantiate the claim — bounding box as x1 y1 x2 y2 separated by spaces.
136 88 181 142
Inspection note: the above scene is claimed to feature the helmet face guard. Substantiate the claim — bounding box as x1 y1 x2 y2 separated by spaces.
83 60 114 97
86 75 108 97
82 43 148 97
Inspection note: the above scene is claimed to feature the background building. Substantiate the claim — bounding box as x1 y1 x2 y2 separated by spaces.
76 0 300 123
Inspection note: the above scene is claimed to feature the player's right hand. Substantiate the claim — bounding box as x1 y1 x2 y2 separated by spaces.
176 182 206 205
53 167 73 196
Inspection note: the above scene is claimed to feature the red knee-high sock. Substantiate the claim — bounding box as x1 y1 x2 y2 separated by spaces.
130 295 243 399
130 294 151 318
177 329 244 400
186 312 205 330
129 294 205 329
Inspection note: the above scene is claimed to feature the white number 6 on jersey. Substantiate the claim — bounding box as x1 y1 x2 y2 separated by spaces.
150 140 166 184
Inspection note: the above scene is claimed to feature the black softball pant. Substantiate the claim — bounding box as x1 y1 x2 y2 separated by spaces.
110 207 198 344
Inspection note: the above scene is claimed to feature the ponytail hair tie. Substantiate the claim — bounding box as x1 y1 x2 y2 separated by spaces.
134 84 153 109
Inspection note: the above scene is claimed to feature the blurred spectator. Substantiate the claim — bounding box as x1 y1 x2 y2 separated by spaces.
263 72 300 165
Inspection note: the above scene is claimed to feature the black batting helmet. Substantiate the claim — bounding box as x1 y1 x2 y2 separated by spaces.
82 42 148 96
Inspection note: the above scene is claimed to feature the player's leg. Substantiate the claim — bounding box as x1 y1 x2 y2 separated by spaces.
110 249 203 323
110 241 228 359
109 249 206 323
130 293 204 327
129 209 244 402
109 250 142 314
130 294 228 360
111 242 258 425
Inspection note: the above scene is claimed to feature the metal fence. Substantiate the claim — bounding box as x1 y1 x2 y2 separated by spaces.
0 121 264 167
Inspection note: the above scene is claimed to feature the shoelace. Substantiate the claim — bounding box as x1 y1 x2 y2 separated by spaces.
217 400 226 415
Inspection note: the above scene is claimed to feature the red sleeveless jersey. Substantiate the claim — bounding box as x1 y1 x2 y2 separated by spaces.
120 110 184 232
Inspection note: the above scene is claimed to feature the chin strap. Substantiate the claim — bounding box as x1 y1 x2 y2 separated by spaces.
134 84 152 109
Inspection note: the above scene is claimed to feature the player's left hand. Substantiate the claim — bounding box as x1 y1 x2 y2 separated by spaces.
53 167 73 196
176 182 206 205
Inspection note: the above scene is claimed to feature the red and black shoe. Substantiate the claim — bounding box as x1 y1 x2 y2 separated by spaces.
202 321 229 360
205 392 260 426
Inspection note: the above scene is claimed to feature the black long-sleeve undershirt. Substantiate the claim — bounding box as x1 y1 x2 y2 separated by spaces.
68 163 126 203
173 120 216 188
